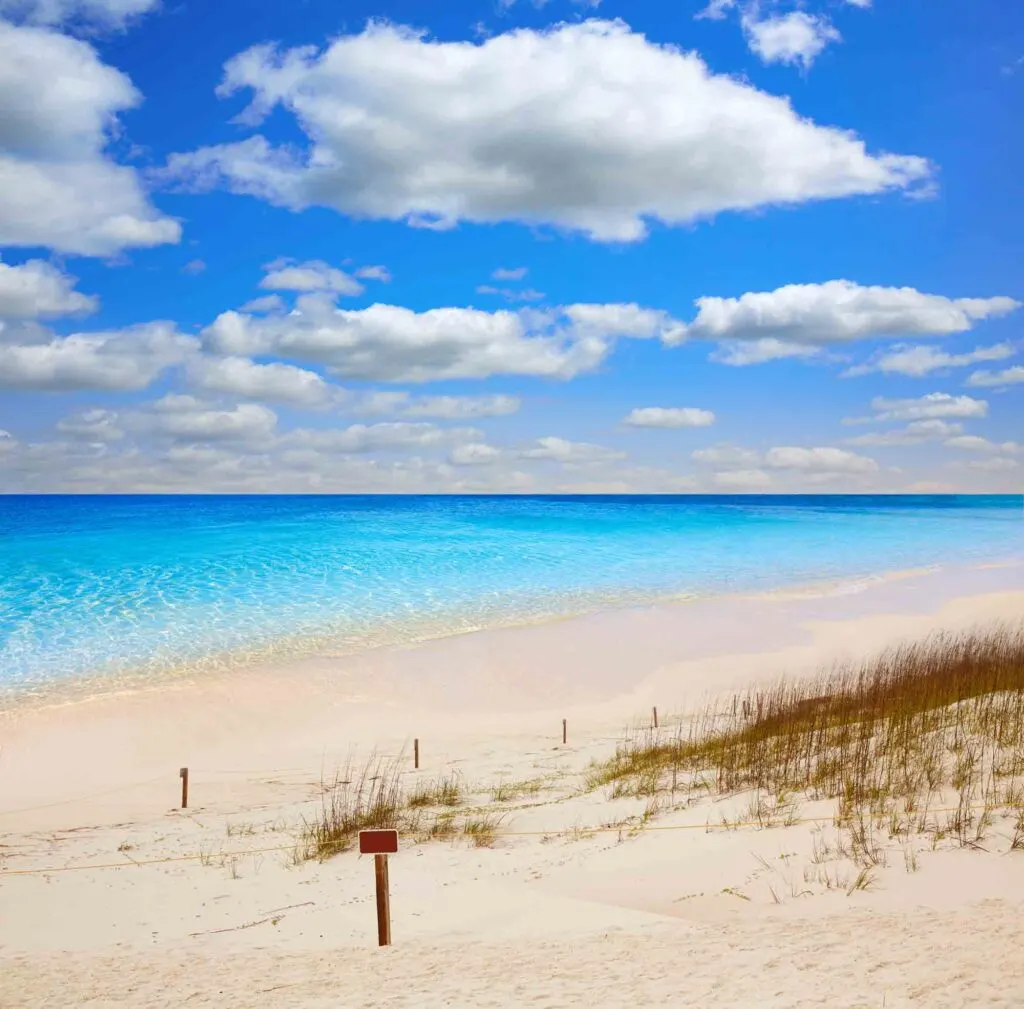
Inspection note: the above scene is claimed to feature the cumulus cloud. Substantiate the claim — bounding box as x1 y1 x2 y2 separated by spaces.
239 294 285 314
846 419 964 447
964 457 1018 472
450 442 502 466
0 259 97 318
693 442 877 475
519 436 626 463
710 338 821 366
138 395 279 443
844 342 1015 378
186 355 338 406
944 435 1020 455
741 10 841 70
624 407 716 428
0 322 195 390
764 446 878 474
0 22 179 256
674 281 1019 350
259 259 364 296
201 297 674 382
56 407 123 440
354 265 391 282
966 365 1024 388
160 20 931 242
0 0 158 29
868 393 988 422
278 422 477 455
691 444 761 467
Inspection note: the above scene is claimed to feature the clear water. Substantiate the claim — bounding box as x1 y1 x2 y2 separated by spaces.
0 495 1020 698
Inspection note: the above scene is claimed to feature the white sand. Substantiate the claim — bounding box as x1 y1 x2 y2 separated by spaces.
1 563 1023 1008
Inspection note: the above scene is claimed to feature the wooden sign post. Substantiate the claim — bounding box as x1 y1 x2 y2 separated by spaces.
414 738 419 770
179 767 189 809
359 829 398 946
562 718 567 745
653 706 659 729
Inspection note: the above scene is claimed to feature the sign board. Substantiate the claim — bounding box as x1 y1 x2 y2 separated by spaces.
359 829 399 855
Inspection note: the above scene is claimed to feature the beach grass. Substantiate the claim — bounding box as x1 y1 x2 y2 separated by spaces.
590 623 1024 860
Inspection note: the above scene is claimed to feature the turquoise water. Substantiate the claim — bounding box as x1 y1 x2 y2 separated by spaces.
0 495 1020 698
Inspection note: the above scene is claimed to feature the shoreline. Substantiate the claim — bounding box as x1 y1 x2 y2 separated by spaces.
1 560 1022 833
3 556 1019 718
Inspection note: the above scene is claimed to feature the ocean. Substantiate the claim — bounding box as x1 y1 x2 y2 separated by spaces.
0 495 1020 699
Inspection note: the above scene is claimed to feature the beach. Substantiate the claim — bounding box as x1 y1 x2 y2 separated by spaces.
2 562 1023 1007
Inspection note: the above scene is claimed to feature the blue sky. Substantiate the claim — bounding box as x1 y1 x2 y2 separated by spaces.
0 0 1020 492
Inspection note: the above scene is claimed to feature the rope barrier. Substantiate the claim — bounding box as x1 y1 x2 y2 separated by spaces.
0 802 1015 878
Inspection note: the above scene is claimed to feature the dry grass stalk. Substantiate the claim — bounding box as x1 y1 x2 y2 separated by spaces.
590 624 1024 868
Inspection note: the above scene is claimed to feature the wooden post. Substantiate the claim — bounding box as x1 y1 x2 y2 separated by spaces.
179 767 189 810
414 738 419 770
374 853 392 947
653 706 659 729
562 718 567 745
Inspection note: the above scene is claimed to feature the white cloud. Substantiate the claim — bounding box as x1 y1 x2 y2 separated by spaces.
944 435 1020 454
847 419 964 447
0 22 180 256
0 259 97 318
869 393 988 422
764 446 878 474
476 285 546 303
143 395 278 443
182 259 206 276
354 265 391 282
713 468 772 489
55 407 123 440
0 0 158 29
186 356 337 406
239 294 285 314
260 259 363 296
696 0 736 20
965 457 1018 472
278 422 475 455
741 10 841 70
710 338 821 366
492 267 528 281
845 0 872 8
450 442 502 466
201 297 667 382
845 342 1015 378
676 281 1019 350
624 406 716 428
161 20 931 243
0 322 195 390
519 436 625 463
691 444 760 467
966 365 1024 388
400 394 521 419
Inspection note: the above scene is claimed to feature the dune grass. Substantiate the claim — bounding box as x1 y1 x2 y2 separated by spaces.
590 624 1024 859
407 772 465 809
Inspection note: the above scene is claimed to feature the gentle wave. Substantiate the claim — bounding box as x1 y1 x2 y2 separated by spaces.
1 494 1020 699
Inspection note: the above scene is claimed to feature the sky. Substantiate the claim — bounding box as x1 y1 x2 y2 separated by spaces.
0 0 1020 494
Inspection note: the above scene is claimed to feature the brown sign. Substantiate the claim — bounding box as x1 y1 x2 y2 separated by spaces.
358 829 399 855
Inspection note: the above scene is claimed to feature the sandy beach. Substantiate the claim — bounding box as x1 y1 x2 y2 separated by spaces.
2 562 1024 1008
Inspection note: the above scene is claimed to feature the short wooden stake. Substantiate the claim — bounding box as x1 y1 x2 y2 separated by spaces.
562 718 567 745
179 767 189 810
653 706 659 729
374 853 392 947
414 738 419 770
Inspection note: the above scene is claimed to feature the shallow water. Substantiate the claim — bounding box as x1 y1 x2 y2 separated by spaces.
0 495 1020 696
